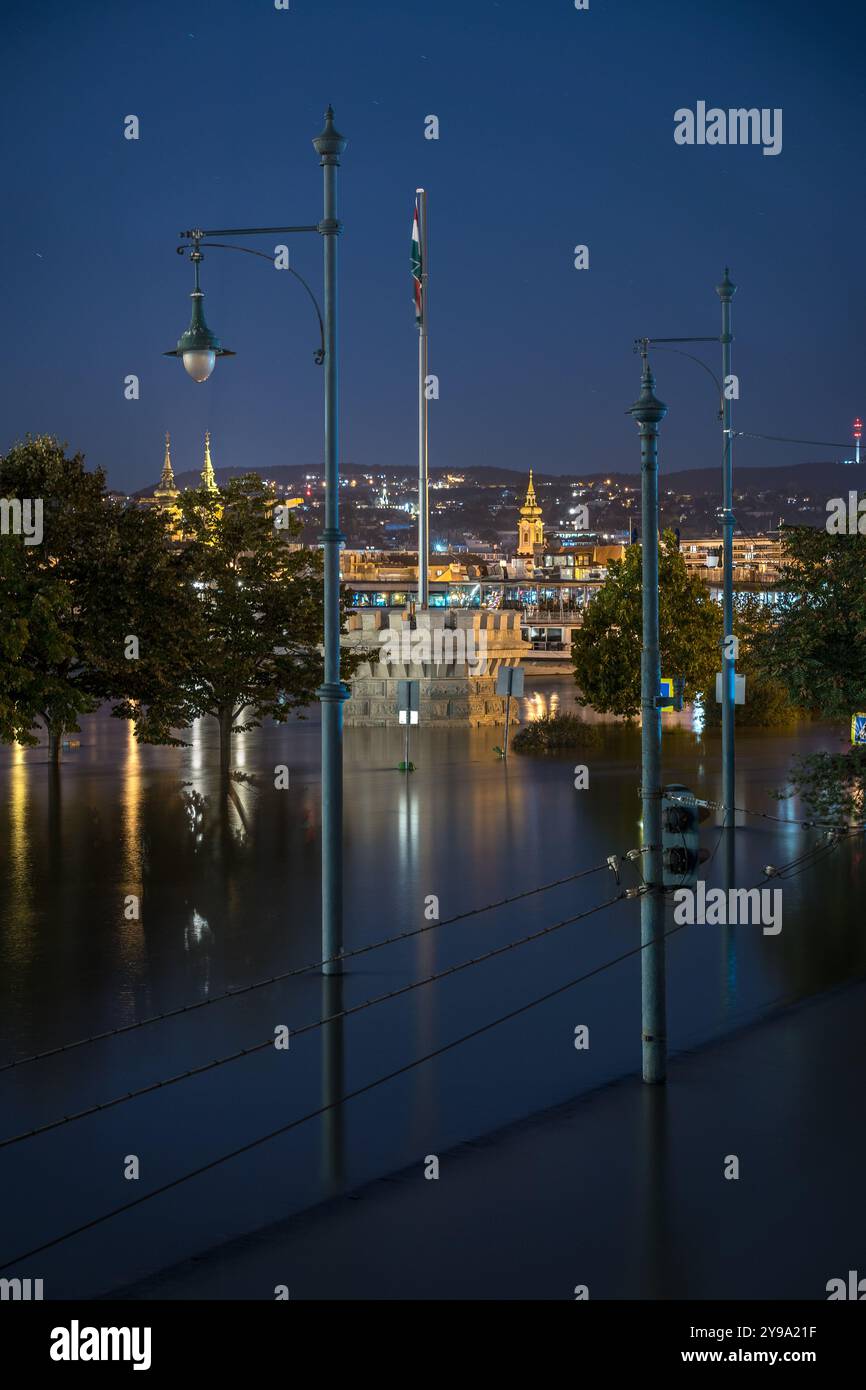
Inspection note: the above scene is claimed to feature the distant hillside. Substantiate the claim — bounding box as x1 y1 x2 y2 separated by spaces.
134 459 866 498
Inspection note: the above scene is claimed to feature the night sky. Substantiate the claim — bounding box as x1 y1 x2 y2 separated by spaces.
0 0 863 492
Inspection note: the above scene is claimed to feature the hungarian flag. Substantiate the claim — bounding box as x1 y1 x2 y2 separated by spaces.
411 197 423 326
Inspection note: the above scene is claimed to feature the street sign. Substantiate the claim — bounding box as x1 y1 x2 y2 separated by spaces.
715 673 746 705
397 679 420 726
495 665 524 760
496 666 525 698
397 679 420 773
658 677 674 712
852 713 866 746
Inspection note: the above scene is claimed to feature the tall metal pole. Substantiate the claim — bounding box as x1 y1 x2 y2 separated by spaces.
717 269 737 871
628 346 668 1084
314 107 348 974
417 188 429 609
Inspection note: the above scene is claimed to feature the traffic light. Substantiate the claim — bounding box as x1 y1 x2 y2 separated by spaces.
661 783 710 887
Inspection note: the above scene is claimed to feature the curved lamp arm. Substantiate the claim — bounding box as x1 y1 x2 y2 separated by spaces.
633 336 724 420
651 345 723 414
176 240 326 365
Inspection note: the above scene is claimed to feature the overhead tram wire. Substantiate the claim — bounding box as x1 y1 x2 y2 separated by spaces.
2 801 851 1083
0 898 695 1275
0 795 850 1084
0 836 847 1273
732 431 854 449
767 834 850 884
625 348 854 452
667 791 866 834
0 860 613 1075
3 813 848 1153
0 891 628 1151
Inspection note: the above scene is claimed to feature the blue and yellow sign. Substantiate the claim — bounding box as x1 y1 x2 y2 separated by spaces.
851 713 866 746
659 678 675 713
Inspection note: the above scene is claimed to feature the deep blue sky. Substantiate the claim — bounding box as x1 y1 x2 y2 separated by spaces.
0 0 863 491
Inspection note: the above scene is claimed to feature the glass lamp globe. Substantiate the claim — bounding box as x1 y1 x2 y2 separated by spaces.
183 349 216 383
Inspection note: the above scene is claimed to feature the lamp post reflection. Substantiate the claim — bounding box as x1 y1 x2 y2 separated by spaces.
321 972 345 1192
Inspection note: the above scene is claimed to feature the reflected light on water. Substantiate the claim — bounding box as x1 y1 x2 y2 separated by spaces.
692 696 706 736
118 722 145 974
397 778 420 866
186 909 212 949
191 717 203 773
523 690 560 722
122 720 142 882
8 742 34 958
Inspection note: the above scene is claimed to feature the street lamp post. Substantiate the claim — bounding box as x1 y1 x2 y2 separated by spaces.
633 325 735 872
628 344 668 1085
314 109 350 975
165 106 349 974
717 268 737 876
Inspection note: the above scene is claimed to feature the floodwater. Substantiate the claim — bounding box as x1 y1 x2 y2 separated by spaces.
0 677 862 1297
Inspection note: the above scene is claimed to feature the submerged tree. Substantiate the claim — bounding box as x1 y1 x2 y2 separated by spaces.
126 475 362 776
703 593 804 729
571 532 721 717
753 527 866 718
753 527 866 817
777 744 866 823
0 437 115 760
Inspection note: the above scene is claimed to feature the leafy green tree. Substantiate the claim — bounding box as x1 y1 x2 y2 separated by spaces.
0 436 114 760
127 475 362 776
777 745 866 823
750 526 866 816
571 532 721 717
88 502 198 744
753 527 866 717
703 594 804 729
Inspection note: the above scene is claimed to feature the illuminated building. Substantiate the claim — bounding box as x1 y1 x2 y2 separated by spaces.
517 470 544 557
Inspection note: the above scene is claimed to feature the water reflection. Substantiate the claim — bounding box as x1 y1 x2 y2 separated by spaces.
1 688 864 1296
191 716 203 774
7 743 33 967
118 721 145 979
523 689 560 722
321 973 345 1193
692 695 705 736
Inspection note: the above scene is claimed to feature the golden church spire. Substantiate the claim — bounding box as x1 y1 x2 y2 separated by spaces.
517 469 544 557
159 431 175 491
153 430 179 505
201 430 218 493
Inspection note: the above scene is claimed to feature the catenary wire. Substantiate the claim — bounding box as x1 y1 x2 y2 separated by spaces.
668 790 865 833
0 891 627 1150
0 860 612 1074
0 836 841 1271
0 893 684 1274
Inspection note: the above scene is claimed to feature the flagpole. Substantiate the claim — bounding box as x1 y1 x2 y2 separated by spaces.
417 187 429 610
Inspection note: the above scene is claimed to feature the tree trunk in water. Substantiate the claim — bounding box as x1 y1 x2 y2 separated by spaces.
218 708 233 780
48 729 62 765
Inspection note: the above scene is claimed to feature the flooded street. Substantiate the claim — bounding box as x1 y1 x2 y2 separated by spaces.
0 677 862 1296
